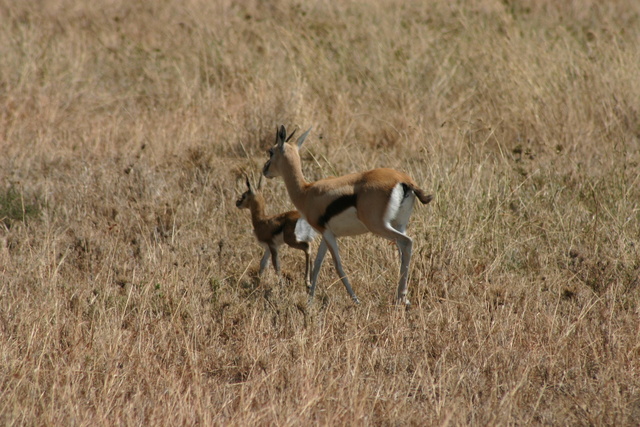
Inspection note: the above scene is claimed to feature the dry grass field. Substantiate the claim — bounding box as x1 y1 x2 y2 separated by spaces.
2 0 640 425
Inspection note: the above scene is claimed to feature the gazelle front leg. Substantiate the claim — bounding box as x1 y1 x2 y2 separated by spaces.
322 231 360 304
308 239 328 303
303 248 312 289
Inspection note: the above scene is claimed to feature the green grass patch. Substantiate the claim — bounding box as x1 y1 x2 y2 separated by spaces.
0 185 41 227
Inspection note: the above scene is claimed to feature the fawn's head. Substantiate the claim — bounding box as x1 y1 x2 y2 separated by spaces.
235 175 263 209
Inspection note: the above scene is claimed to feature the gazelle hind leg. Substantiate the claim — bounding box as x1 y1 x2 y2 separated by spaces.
395 233 413 305
303 246 312 288
389 194 416 304
288 240 313 289
259 247 270 277
268 244 281 283
323 231 360 304
391 224 407 262
368 222 413 305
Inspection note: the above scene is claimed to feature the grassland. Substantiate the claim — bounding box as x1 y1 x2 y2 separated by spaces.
1 0 640 425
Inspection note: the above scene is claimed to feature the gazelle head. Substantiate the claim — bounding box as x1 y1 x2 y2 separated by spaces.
236 175 263 209
263 125 311 179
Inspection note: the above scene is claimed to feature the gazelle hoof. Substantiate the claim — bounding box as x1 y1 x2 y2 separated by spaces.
396 296 410 306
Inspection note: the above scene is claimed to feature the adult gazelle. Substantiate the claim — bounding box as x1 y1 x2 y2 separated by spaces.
263 126 432 305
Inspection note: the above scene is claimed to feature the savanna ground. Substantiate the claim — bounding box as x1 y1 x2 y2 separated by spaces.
1 0 640 425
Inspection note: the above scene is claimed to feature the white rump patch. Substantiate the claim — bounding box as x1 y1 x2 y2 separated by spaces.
387 183 415 232
294 218 318 243
327 207 368 237
384 184 404 225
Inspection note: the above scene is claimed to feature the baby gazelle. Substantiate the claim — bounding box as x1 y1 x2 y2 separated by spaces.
236 176 317 286
263 126 432 305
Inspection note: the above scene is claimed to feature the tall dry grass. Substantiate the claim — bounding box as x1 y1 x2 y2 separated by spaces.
1 0 640 424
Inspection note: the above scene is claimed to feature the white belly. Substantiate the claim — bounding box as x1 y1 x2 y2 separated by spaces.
326 207 369 237
294 218 318 243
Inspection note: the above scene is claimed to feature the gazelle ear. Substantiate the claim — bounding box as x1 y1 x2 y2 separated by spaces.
245 174 253 193
286 128 297 142
277 125 287 152
257 174 263 191
296 127 312 149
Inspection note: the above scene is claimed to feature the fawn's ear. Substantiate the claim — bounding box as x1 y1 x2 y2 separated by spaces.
277 125 287 152
296 127 312 149
257 173 263 191
245 174 253 193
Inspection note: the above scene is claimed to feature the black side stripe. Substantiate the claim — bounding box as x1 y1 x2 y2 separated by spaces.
318 194 357 228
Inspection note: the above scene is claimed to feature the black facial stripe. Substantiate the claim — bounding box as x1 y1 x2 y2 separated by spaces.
318 194 357 228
